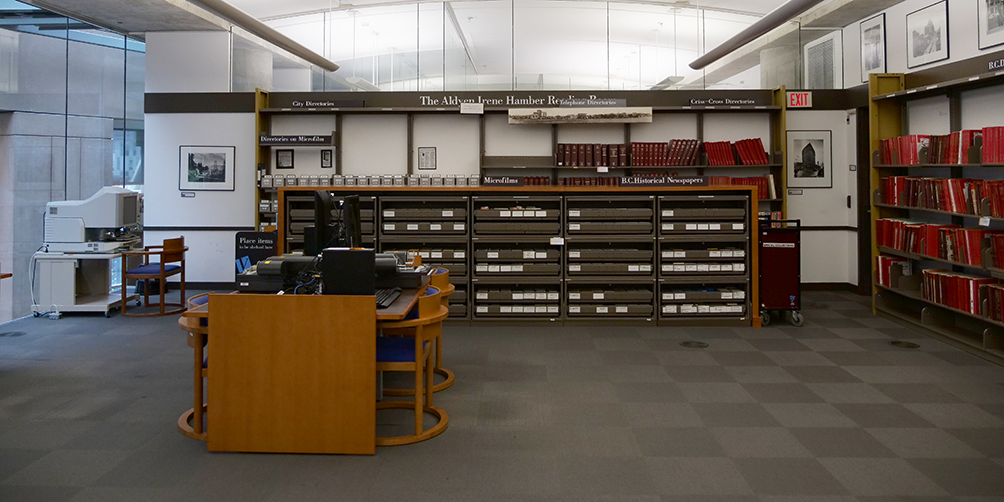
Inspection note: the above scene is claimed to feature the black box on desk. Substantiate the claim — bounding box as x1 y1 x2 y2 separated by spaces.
322 248 375 295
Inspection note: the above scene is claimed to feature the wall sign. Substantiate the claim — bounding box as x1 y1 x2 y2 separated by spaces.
619 176 708 187
787 92 813 108
418 147 437 170
482 176 525 187
236 231 277 274
258 135 333 146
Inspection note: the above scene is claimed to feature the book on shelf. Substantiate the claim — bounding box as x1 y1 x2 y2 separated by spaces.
758 210 783 228
881 176 984 214
734 138 768 165
991 234 1004 269
557 143 628 168
984 126 1004 164
878 131 986 165
921 269 997 315
876 218 999 266
982 283 1004 322
876 255 911 287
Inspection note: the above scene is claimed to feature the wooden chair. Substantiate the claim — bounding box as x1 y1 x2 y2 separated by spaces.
375 286 449 446
122 237 188 317
177 292 209 440
383 267 455 394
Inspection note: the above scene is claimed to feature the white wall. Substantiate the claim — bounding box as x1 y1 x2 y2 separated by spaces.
412 114 480 176
785 109 858 284
844 0 984 88
484 113 551 156
269 115 339 175
143 113 256 283
145 32 232 93
341 115 408 175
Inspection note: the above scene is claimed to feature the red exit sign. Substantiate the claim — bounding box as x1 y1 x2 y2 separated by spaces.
787 91 812 108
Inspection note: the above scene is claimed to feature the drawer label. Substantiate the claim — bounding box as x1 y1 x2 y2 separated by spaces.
383 210 395 218
569 265 581 272
710 223 721 230
454 223 465 231
569 223 581 231
616 306 628 313
548 292 559 300
569 293 581 299
431 251 443 258
455 251 466 259
569 251 581 258
430 224 442 231
570 306 581 313
477 292 488 299
535 252 547 259
597 306 609 313
594 293 605 300
535 211 547 217
500 211 511 217
569 210 581 217
477 306 488 313
407 224 419 231
512 293 524 300
442 210 454 217
488 252 499 259
662 210 674 217
384 224 395 230
524 250 535 259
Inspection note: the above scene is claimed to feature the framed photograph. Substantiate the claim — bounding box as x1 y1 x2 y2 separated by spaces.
907 1 949 68
321 149 333 168
861 13 886 82
978 0 1004 50
787 131 832 189
275 149 294 170
179 145 235 191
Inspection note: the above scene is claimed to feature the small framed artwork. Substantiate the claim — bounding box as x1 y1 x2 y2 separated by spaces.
860 13 886 82
321 149 333 168
275 149 294 169
179 145 235 191
978 0 1004 50
907 1 949 68
787 131 832 189
418 147 437 170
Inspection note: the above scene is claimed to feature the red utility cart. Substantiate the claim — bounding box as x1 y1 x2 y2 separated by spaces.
758 219 803 326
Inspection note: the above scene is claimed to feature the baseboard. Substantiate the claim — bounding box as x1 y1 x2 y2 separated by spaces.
801 282 861 292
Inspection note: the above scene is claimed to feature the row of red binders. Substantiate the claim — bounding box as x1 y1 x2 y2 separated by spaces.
708 175 777 200
882 176 984 214
877 126 1004 165
882 176 1004 218
921 269 995 315
875 218 996 266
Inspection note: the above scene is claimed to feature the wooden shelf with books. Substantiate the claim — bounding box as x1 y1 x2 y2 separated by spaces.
869 72 1004 363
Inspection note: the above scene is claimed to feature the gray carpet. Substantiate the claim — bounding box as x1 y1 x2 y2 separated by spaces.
1 291 1004 501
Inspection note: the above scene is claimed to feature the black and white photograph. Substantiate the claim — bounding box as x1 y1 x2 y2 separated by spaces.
861 13 886 82
787 131 832 189
509 107 652 124
907 1 949 68
179 145 235 191
979 0 1004 49
276 149 294 169
321 149 333 168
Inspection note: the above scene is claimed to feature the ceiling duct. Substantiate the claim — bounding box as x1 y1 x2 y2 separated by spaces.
689 0 827 70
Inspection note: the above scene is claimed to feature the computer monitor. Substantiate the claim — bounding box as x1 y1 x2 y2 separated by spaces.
304 190 339 256
343 195 363 248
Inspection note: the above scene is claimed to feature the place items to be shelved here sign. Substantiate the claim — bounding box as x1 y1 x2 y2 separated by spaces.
787 91 812 108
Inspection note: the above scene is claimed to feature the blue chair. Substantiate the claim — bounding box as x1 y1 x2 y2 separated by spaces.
122 236 188 317
383 268 455 394
375 286 450 446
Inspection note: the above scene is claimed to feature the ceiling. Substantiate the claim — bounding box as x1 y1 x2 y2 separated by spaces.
15 0 895 89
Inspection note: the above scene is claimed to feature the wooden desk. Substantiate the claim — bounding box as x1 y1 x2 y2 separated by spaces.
183 286 427 455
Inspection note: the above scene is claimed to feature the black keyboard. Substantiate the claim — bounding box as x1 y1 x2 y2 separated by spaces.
376 287 402 309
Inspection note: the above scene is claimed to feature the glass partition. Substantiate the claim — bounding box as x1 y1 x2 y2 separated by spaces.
258 1 855 91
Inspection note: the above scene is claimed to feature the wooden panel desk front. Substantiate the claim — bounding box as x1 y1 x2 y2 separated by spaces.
207 293 377 454
188 284 428 454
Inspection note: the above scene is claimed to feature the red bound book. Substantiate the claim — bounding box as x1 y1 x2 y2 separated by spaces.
576 143 585 167
585 144 594 167
564 144 573 167
736 140 748 165
757 138 768 164
667 140 679 166
660 142 669 166
601 145 608 168
594 144 602 167
557 144 565 167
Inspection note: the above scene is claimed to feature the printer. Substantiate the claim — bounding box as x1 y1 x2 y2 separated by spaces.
43 187 143 253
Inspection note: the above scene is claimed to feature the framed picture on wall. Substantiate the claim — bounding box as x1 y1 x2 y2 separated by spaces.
978 0 1004 49
860 13 886 82
179 145 235 191
276 149 294 169
321 149 333 168
906 1 949 68
787 131 832 189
